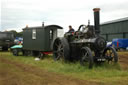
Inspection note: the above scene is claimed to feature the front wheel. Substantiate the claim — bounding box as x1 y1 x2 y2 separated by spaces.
103 47 118 64
80 47 93 69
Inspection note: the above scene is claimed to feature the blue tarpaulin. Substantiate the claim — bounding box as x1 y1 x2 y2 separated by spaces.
112 38 128 49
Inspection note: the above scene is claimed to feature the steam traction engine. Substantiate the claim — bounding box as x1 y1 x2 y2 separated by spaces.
53 8 118 68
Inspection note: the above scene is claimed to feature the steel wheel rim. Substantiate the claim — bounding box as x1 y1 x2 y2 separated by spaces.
103 47 118 64
53 39 64 60
81 49 89 66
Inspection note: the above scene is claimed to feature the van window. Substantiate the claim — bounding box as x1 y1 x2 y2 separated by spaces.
32 29 36 39
50 30 53 39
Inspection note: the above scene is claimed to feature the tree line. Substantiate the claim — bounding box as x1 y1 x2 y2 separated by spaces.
9 30 23 37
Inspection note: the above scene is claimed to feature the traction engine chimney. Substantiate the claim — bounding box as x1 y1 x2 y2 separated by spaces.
93 8 100 35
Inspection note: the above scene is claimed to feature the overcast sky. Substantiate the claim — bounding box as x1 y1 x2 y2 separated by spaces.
1 0 128 32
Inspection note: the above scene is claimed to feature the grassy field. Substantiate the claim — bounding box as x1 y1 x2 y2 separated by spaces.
0 52 128 85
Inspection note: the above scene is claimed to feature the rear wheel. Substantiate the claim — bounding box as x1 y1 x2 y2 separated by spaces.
39 52 44 59
53 38 70 61
23 50 32 56
80 47 93 69
103 47 118 64
32 51 39 57
12 49 19 56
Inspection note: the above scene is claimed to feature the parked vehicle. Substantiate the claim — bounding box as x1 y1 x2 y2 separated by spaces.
53 8 118 68
107 38 128 51
14 37 23 45
0 32 14 51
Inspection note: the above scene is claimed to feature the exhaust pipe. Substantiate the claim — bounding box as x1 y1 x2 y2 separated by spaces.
93 8 100 35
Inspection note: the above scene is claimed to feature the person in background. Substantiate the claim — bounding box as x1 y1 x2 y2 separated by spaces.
68 25 75 33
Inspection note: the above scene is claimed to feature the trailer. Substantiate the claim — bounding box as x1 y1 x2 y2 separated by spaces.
11 24 63 57
0 32 14 51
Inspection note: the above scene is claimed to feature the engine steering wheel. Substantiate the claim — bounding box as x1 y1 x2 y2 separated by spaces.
78 25 88 32
74 25 87 36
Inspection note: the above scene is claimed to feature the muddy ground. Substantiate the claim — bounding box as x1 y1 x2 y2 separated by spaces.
0 52 128 85
0 55 99 85
118 52 128 70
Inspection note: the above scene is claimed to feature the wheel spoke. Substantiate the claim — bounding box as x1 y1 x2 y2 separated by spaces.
110 52 112 56
56 44 59 48
56 53 61 60
60 44 63 48
82 52 88 61
105 51 109 56
60 47 64 51
84 52 88 57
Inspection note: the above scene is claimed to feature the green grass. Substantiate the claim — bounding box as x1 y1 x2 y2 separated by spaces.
0 52 128 85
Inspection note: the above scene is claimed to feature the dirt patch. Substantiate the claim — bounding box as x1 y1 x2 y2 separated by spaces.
118 52 128 70
0 56 99 85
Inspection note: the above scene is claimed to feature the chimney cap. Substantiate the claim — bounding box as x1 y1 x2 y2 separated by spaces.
93 8 100 12
26 25 28 28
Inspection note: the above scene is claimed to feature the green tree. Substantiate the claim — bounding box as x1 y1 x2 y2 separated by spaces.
9 30 23 38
